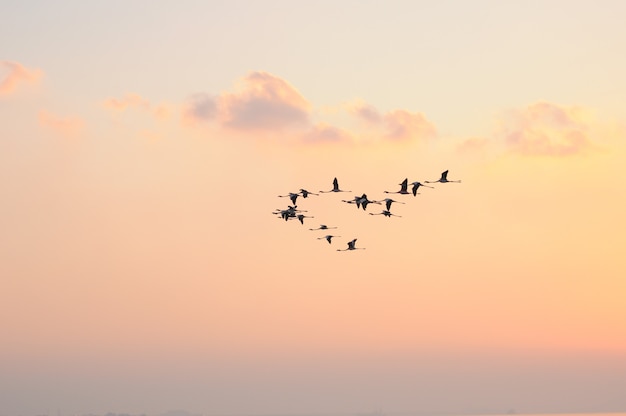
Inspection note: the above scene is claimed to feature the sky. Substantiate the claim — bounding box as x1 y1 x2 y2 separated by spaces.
1 1 626 415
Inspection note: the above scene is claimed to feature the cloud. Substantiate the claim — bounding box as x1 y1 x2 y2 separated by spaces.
38 110 84 138
0 61 43 96
497 102 596 157
457 137 491 154
349 102 437 142
183 93 217 123
218 71 310 131
302 123 353 143
103 93 172 120
184 72 437 144
383 110 437 141
351 102 382 124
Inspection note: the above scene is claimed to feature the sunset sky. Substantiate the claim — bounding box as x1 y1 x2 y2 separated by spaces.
1 1 625 415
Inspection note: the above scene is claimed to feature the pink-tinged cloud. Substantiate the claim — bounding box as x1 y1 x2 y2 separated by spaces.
351 102 382 124
383 109 437 141
183 93 217 124
0 61 43 96
457 137 491 154
103 93 172 120
349 102 437 142
498 102 595 156
183 72 310 131
217 71 311 131
302 123 353 143
38 110 84 137
103 93 150 111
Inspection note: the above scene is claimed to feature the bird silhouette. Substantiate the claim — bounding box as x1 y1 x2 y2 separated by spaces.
295 214 314 224
320 177 351 193
337 238 365 251
342 193 379 210
380 198 405 211
425 170 461 184
384 178 410 195
309 224 337 231
410 181 433 196
317 235 341 244
278 192 300 205
369 210 402 218
299 189 319 198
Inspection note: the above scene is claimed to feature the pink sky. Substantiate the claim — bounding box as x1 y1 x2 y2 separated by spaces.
1 1 626 415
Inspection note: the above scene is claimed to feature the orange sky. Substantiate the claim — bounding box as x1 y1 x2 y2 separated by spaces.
1 1 626 415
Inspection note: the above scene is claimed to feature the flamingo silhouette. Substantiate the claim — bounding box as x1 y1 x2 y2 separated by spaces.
425 170 461 184
410 181 433 196
384 178 410 195
317 235 341 244
380 198 405 211
369 210 402 218
337 238 365 251
278 192 300 205
320 177 351 193
299 189 319 198
309 224 337 231
295 214 314 224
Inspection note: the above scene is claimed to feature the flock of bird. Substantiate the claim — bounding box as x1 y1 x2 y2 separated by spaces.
272 170 461 251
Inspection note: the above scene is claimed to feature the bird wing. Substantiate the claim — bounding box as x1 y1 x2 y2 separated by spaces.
441 170 449 181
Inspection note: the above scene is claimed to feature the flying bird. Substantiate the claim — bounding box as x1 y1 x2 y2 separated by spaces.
317 235 341 244
295 214 314 224
320 177 351 193
299 189 319 198
278 192 300 205
380 198 405 211
309 224 337 231
369 210 402 218
410 181 433 196
342 193 380 210
425 170 461 184
337 238 365 251
384 178 410 195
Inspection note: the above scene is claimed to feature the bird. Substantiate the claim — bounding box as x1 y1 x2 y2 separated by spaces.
295 214 314 224
337 238 365 251
309 224 337 231
317 235 341 244
409 181 433 196
384 178 410 194
273 205 306 221
299 189 319 198
380 197 405 211
278 192 300 205
369 210 402 218
320 177 351 193
342 193 379 210
425 170 461 184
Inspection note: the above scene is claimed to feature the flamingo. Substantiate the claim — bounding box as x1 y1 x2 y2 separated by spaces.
299 189 319 198
295 214 314 224
317 235 341 244
337 238 365 251
320 177 351 193
309 224 337 231
342 193 379 210
369 210 402 218
273 205 306 221
384 178 410 195
278 192 300 205
410 181 433 196
425 170 461 184
380 198 405 211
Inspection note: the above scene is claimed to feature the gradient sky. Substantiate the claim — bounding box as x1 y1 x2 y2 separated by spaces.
1 1 626 415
